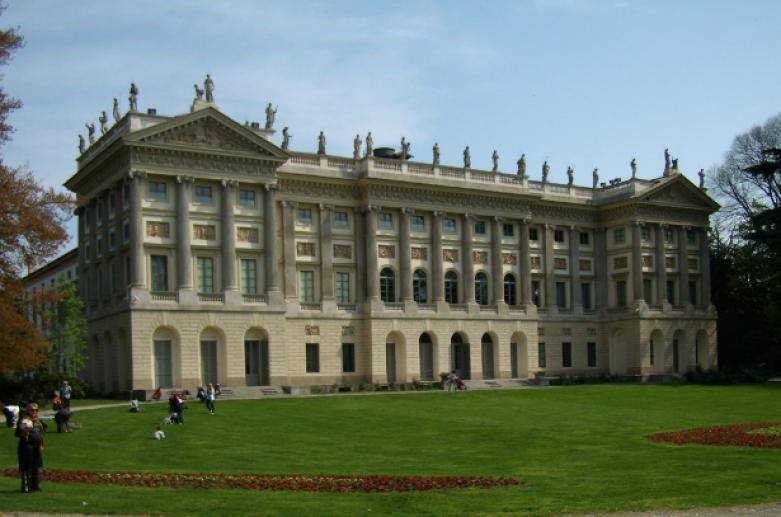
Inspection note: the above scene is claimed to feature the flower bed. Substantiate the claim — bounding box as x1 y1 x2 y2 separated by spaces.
647 422 781 448
0 468 523 492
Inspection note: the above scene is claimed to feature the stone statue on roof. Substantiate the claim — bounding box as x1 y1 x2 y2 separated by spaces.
265 102 277 130
317 131 326 155
194 83 204 102
698 168 705 189
433 142 440 165
85 123 96 144
542 160 549 183
517 153 526 178
99 111 108 134
204 74 214 103
463 146 471 169
78 134 85 154
401 137 411 160
664 148 671 172
365 132 373 157
112 98 121 123
353 134 362 159
592 168 599 189
672 158 679 170
281 127 291 150
492 149 499 172
630 158 637 178
567 166 574 186
128 83 138 112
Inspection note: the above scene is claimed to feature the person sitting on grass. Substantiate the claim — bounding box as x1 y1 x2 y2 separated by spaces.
129 399 141 413
54 407 71 433
153 425 166 440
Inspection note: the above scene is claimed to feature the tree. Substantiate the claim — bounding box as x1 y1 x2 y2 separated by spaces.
0 7 74 376
43 276 87 377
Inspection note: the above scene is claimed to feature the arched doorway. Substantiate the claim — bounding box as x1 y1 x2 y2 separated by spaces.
385 331 406 384
153 328 175 389
418 333 435 381
609 328 627 375
481 333 495 379
649 329 665 375
245 328 270 386
695 329 709 369
200 327 225 386
510 331 529 378
450 333 471 379
673 330 686 374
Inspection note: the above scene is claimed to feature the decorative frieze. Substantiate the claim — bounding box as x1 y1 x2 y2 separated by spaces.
538 327 545 336
237 227 259 243
613 256 628 270
562 328 572 336
341 326 354 336
688 258 698 270
411 247 428 260
297 242 316 257
305 324 320 336
665 256 676 269
333 244 352 259
193 224 216 240
378 245 395 258
641 255 654 268
530 256 541 269
587 328 597 337
443 249 459 262
473 251 487 264
502 253 516 265
579 259 591 272
554 257 567 270
146 221 170 238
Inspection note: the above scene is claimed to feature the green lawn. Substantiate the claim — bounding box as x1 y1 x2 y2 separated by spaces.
1 385 780 516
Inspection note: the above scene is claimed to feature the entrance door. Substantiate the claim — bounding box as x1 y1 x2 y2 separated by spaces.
451 335 471 380
419 335 434 381
481 335 494 379
245 340 260 386
673 339 680 373
510 342 518 378
386 342 397 383
201 340 218 385
154 339 172 388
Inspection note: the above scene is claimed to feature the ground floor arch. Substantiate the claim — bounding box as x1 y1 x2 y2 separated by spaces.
200 327 227 386
649 329 665 375
609 328 627 375
244 327 270 386
385 331 407 384
510 331 529 378
418 332 436 381
450 332 471 380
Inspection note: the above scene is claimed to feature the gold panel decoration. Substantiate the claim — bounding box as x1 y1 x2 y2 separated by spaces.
237 227 259 243
563 327 572 336
579 259 591 272
473 251 487 264
297 242 316 257
538 327 545 336
641 255 653 268
193 224 216 240
333 244 352 259
554 257 567 270
305 324 320 336
665 256 676 269
341 326 354 336
411 247 428 260
443 249 459 262
688 258 698 270
530 256 541 269
146 221 170 238
378 244 395 258
503 253 517 265
613 256 628 270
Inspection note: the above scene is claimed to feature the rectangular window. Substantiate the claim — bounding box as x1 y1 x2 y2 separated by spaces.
336 271 350 304
334 211 349 227
650 340 655 365
643 279 652 303
579 232 590 246
556 281 567 308
444 217 457 234
666 280 675 304
687 230 696 246
123 183 130 207
151 255 168 292
123 221 130 242
641 226 651 241
109 192 116 213
529 227 539 241
581 282 592 310
503 223 514 237
614 228 625 244
299 271 314 303
196 257 214 293
342 343 355 373
297 208 313 225
239 189 256 208
538 342 546 368
532 280 541 307
474 221 486 234
305 343 320 373
554 229 564 243
562 342 572 368
688 280 697 305
240 259 257 295
109 230 116 249
664 228 674 243
378 212 393 229
587 342 597 367
411 215 425 232
194 185 213 203
96 237 103 257
616 280 627 307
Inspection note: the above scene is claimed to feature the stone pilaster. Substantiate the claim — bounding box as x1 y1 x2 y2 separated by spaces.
100 189 111 303
176 176 193 289
594 228 608 312
678 226 690 306
76 206 86 302
570 226 582 311
462 214 475 304
656 224 668 306
700 227 712 307
545 224 556 310
128 171 146 289
264 184 283 305
221 179 240 304
365 206 379 302
113 182 125 299
399 208 413 302
319 204 336 312
519 219 532 308
354 207 366 305
282 200 297 301
632 222 643 304
431 211 445 306
491 217 504 305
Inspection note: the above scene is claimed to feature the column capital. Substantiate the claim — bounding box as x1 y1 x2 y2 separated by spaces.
318 203 334 213
176 175 194 184
520 218 531 226
432 210 444 217
366 204 382 212
545 223 556 231
680 224 692 231
401 207 415 215
128 170 147 180
631 221 643 227
657 222 668 228
463 212 477 221
221 179 239 188
263 183 278 192
569 225 580 232
493 215 504 223
281 200 298 208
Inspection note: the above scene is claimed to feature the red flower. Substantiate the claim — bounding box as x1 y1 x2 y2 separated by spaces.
646 422 781 448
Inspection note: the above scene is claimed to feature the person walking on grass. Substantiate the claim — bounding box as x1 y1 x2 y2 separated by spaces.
16 403 45 493
206 383 216 414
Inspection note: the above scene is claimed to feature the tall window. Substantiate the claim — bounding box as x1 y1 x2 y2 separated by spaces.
562 342 572 367
587 342 597 367
413 269 428 303
335 272 350 304
297 208 313 225
538 342 546 368
473 221 486 234
532 280 541 306
411 215 425 232
688 280 697 305
475 272 489 305
299 271 314 303
556 282 567 308
687 230 697 246
342 343 355 373
151 255 168 292
196 257 214 293
444 217 457 234
445 271 458 304
529 227 539 241
664 228 674 243
503 223 514 237
194 185 213 203
649 340 655 365
148 181 167 200
334 211 349 227
554 230 565 243
378 212 393 229
643 279 652 303
305 343 320 373
239 189 256 208
641 226 651 241
503 273 516 305
240 259 257 295
581 282 592 310
579 232 590 246
666 280 676 304
380 267 395 302
616 280 627 307
614 228 625 244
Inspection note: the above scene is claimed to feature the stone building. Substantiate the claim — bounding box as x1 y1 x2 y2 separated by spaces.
64 98 718 397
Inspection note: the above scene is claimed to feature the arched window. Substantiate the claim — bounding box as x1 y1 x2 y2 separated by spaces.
413 269 428 303
380 267 395 302
503 273 517 305
475 272 489 305
445 271 458 304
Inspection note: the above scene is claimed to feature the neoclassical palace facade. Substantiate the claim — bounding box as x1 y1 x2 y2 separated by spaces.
64 100 718 396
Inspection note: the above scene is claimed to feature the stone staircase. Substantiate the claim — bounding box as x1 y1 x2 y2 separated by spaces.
216 386 285 399
462 378 532 390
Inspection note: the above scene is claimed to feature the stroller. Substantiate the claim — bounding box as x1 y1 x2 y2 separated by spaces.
455 375 467 391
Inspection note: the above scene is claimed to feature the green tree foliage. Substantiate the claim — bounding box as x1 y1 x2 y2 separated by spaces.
43 275 87 378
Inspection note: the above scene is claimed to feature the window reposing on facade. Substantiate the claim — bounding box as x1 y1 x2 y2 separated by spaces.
666 279 676 305
240 258 257 295
411 215 425 232
562 342 572 367
196 257 214 293
538 342 546 368
643 279 652 304
581 282 592 310
151 255 168 292
554 229 565 243
555 281 567 308
614 228 625 244
299 270 314 303
334 210 349 227
342 343 355 373
579 231 590 246
380 267 395 302
503 223 514 237
148 181 167 201
616 280 627 307
445 271 458 304
444 217 457 234
239 189 256 208
413 269 428 303
378 212 393 230
529 227 539 241
641 226 651 241
664 228 674 243
194 185 213 203
687 230 697 246
503 273 516 305
335 271 350 304
475 272 489 305
305 343 320 373
473 221 486 235
689 280 698 305
587 342 597 367
297 207 313 226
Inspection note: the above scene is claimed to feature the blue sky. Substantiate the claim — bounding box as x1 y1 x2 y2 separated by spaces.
3 0 780 243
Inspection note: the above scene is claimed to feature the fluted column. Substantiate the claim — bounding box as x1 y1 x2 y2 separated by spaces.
656 224 668 304
354 207 366 304
366 206 379 300
128 171 146 288
88 200 98 303
545 224 556 309
176 176 193 289
491 217 504 304
519 219 532 306
678 226 690 306
113 182 126 298
462 214 475 304
594 228 608 310
319 204 334 301
700 227 711 306
399 208 413 302
263 185 280 296
100 189 110 302
282 201 297 299
632 222 643 303
221 180 238 301
570 226 582 309
76 206 87 302
431 211 444 302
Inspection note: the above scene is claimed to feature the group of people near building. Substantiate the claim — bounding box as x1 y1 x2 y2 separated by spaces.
146 383 218 440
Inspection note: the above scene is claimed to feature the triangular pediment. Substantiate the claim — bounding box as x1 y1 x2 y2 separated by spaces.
636 174 720 211
124 107 289 162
